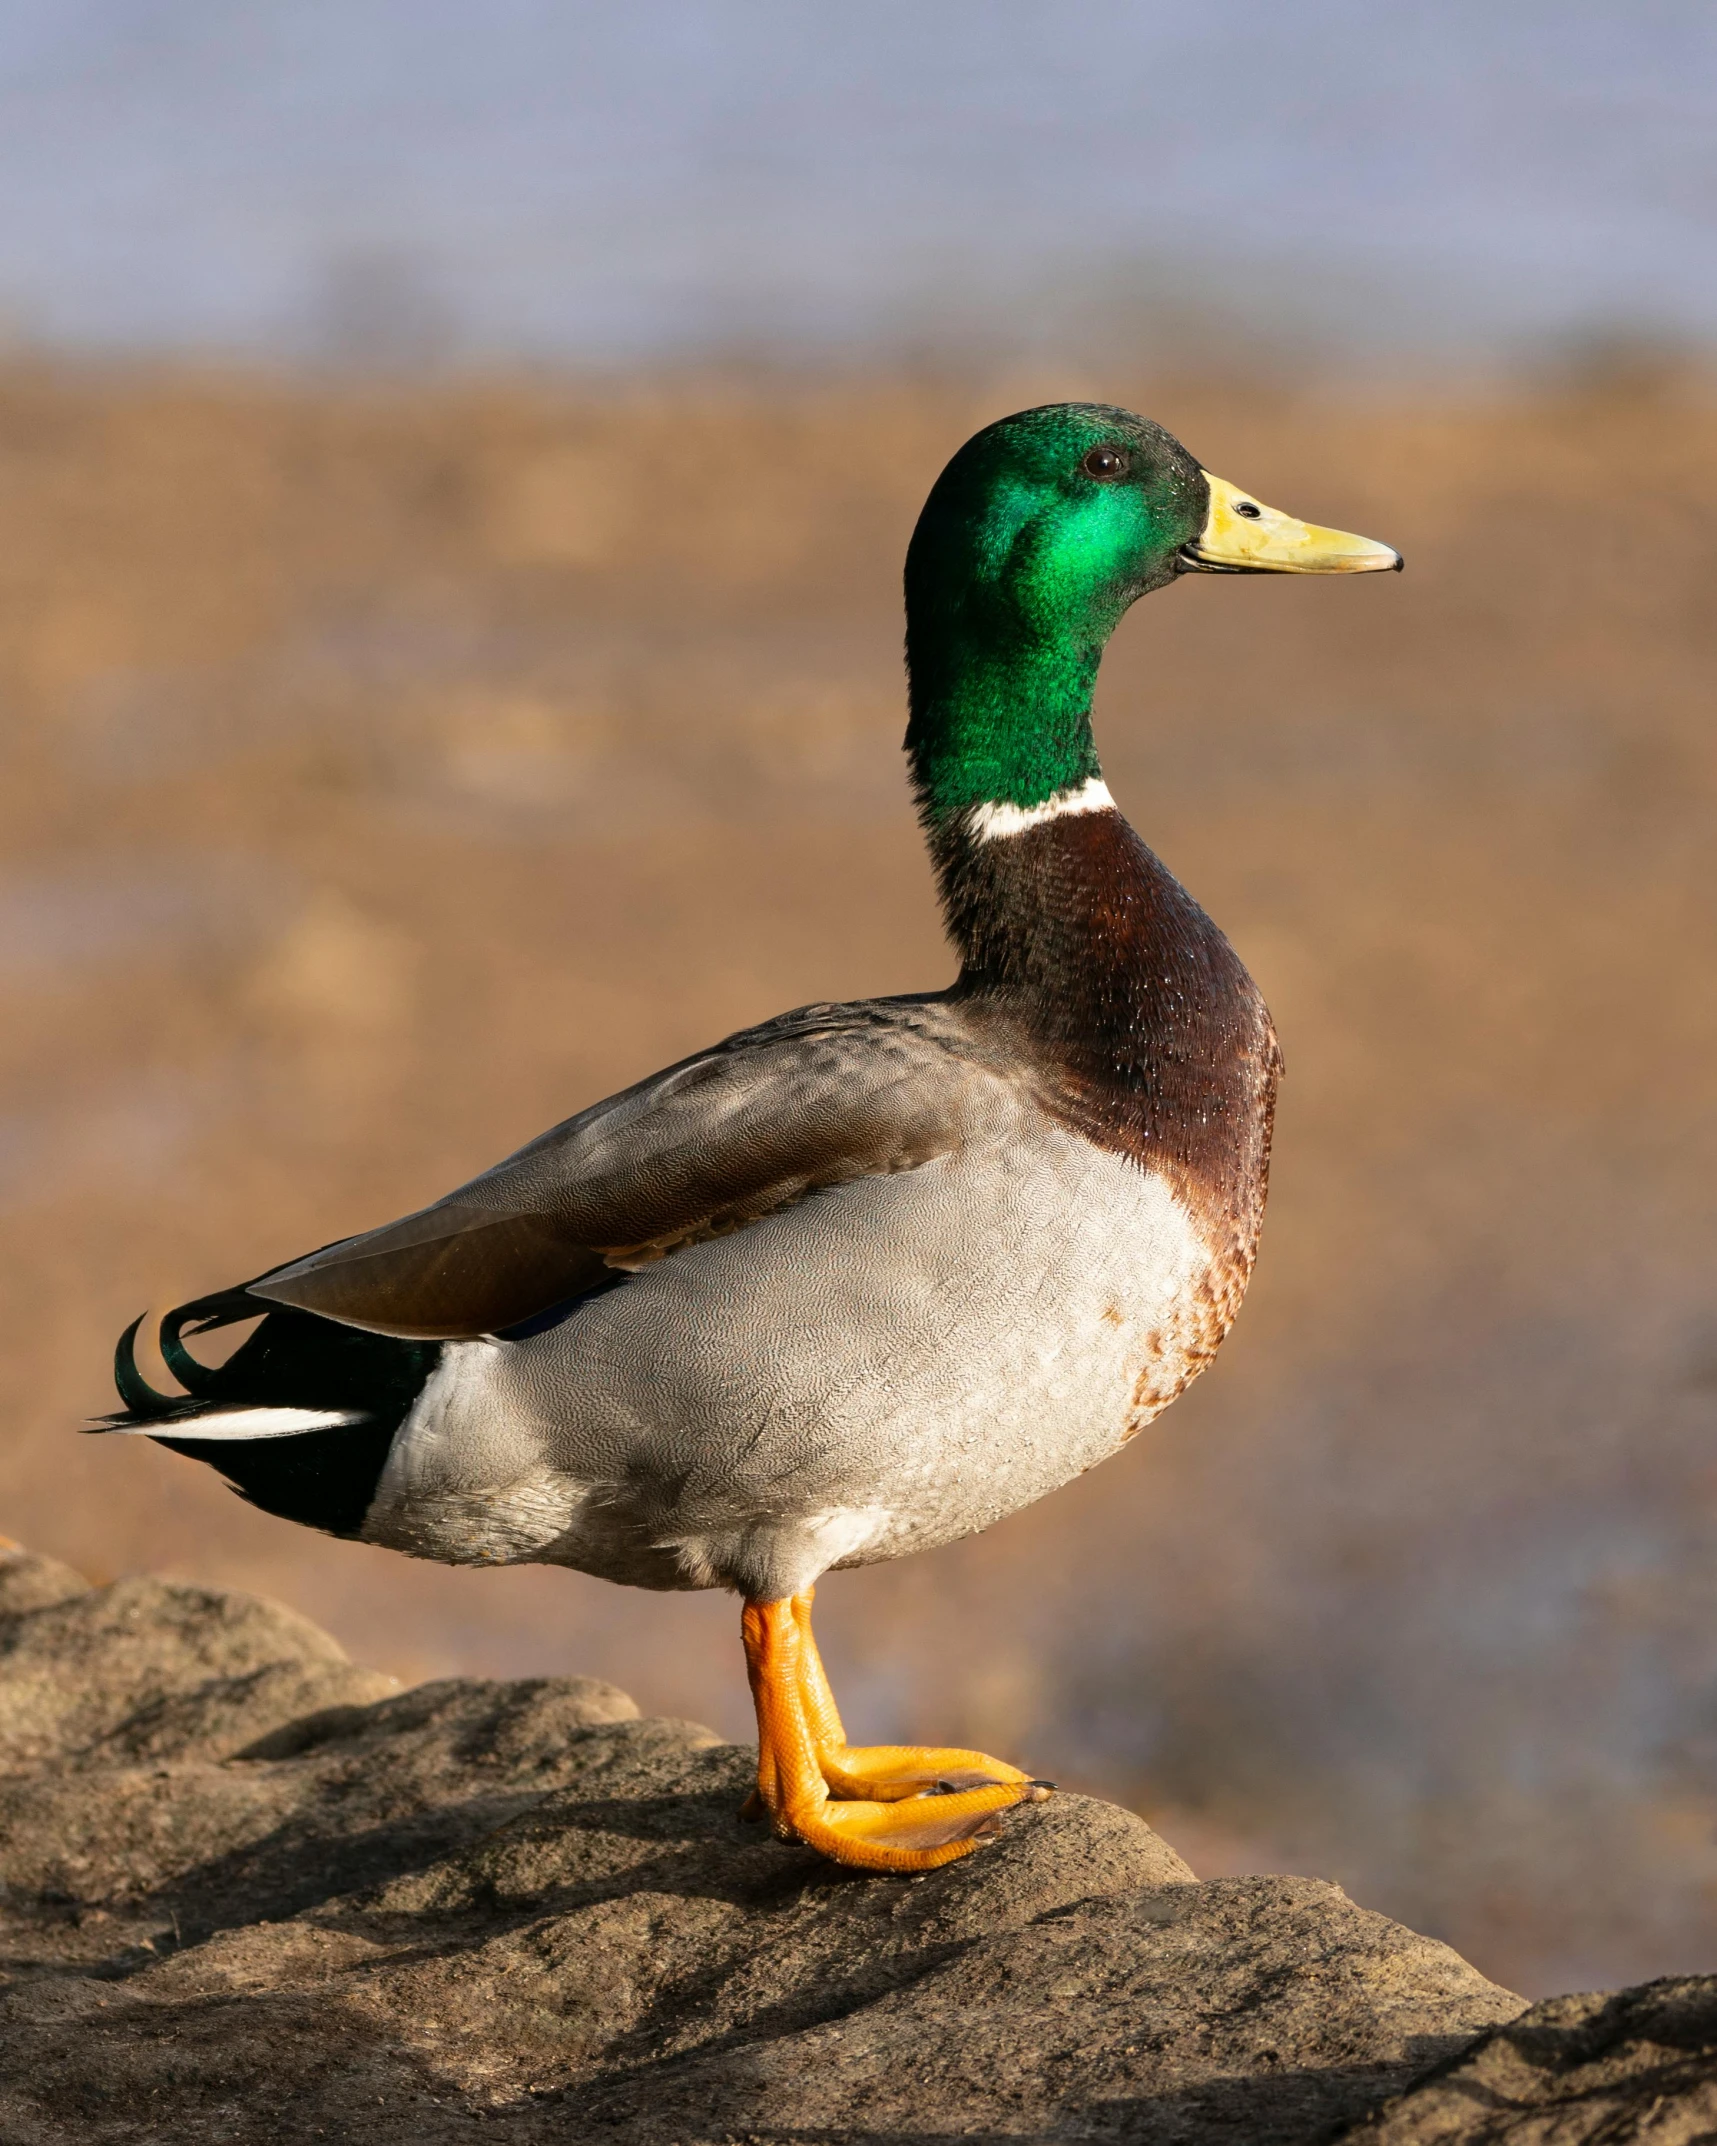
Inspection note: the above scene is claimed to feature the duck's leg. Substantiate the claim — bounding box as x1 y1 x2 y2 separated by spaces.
790 1586 1044 1802
741 1593 1051 1872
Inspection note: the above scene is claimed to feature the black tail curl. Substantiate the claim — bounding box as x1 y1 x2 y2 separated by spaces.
103 1287 442 1539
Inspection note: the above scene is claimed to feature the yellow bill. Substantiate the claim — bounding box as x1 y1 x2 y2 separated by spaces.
1181 472 1401 575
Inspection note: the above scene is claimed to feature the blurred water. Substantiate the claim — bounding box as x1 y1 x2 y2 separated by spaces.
0 0 1713 366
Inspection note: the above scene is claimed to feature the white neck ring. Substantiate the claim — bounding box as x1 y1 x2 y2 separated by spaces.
967 776 1115 844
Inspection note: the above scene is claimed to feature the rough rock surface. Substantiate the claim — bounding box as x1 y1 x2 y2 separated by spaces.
0 1545 1700 2144
1350 1980 1717 2143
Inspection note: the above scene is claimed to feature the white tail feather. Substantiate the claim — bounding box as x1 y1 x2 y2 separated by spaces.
112 1406 366 1440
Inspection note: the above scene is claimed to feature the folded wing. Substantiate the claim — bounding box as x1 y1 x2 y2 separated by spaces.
251 1000 999 1339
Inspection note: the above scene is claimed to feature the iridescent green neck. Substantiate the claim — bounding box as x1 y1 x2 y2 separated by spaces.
905 620 1103 823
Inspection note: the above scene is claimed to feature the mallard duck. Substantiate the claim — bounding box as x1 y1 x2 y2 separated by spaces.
103 405 1398 1872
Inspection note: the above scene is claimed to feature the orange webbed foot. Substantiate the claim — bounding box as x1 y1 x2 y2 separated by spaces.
740 1589 1052 1873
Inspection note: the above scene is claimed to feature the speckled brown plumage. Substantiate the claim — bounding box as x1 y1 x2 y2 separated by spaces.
934 802 1281 1287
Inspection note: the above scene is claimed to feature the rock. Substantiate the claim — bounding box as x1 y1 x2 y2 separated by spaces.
1350 1979 1717 2142
0 1546 1545 2142
0 1561 397 1773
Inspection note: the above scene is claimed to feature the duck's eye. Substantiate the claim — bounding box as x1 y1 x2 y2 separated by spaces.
1079 445 1131 481
1233 499 1263 520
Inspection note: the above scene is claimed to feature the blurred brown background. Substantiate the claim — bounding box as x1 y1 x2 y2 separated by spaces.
0 353 1713 1996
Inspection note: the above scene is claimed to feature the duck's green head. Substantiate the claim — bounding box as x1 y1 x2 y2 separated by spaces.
905 403 1399 824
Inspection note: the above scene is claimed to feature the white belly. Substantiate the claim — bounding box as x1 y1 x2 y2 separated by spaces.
364 1127 1234 1598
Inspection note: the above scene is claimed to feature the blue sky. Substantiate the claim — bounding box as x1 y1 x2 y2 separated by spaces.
0 1 1712 365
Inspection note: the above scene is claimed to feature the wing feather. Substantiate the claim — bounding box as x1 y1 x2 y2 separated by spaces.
251 999 1002 1338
